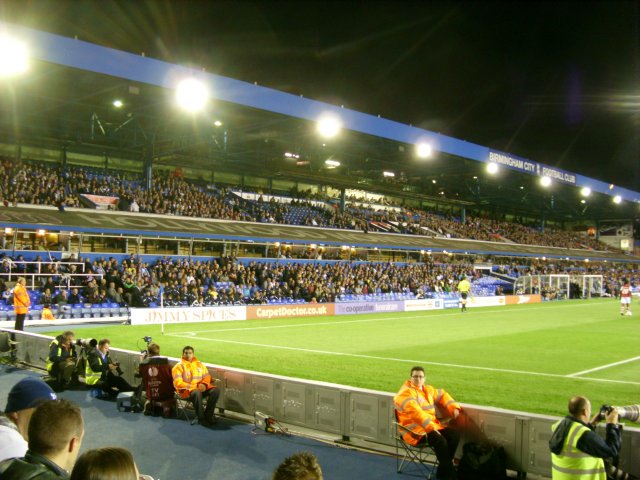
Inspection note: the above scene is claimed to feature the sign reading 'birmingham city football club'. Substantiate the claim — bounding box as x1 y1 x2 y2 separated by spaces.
488 152 577 185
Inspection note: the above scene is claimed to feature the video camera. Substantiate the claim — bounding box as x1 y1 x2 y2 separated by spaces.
139 336 153 356
598 404 640 423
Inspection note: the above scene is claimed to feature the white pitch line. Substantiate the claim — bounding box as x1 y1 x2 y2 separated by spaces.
164 332 640 386
567 356 640 377
170 300 611 336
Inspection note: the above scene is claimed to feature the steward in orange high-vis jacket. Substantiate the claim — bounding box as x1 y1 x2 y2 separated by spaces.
12 277 30 331
172 346 220 427
394 366 462 480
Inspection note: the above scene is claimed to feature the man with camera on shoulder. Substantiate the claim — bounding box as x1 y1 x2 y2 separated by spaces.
86 338 135 397
137 342 175 417
549 395 623 480
46 331 80 390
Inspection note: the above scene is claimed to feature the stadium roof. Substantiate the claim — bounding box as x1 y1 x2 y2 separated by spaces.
0 21 639 226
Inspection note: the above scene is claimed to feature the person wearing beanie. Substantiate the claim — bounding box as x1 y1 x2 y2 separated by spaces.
0 377 57 462
0 399 84 479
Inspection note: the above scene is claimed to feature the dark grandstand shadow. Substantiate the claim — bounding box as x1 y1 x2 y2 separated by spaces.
1 365 400 479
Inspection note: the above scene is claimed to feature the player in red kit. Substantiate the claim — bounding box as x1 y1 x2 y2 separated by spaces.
620 278 632 316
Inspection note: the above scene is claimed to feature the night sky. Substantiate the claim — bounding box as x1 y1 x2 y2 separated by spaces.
3 0 640 190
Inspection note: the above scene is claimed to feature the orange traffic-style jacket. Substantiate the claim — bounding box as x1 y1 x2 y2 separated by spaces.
394 380 460 446
171 356 213 399
13 283 30 314
41 307 55 320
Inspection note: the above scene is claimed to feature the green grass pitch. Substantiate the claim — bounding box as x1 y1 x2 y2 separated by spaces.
44 299 639 417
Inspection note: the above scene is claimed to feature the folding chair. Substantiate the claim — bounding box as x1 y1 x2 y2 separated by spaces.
393 410 439 479
174 393 198 425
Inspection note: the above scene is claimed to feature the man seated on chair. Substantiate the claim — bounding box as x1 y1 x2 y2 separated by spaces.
394 366 462 480
172 345 220 427
46 331 80 390
85 339 135 397
138 342 175 417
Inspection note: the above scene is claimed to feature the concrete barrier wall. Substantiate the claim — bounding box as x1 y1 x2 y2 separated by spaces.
6 329 638 477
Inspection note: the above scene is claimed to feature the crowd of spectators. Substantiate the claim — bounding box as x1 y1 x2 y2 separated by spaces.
0 158 624 252
1 251 638 311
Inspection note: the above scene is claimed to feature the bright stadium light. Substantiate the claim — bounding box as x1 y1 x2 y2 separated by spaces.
415 142 432 159
613 195 622 204
175 78 209 113
325 159 340 168
540 176 552 187
486 162 499 174
0 36 29 77
112 99 123 108
316 115 342 138
580 187 591 197
383 171 395 177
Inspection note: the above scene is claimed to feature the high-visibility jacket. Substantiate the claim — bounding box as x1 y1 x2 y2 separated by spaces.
551 420 606 480
85 349 107 386
41 307 54 321
172 356 213 399
13 283 30 315
46 337 76 373
458 279 471 294
45 339 61 373
394 380 461 446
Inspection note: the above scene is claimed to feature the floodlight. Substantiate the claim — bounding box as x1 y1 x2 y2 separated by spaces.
486 162 499 174
580 199 586 204
112 99 123 108
316 115 342 138
4 227 12 234
415 142 432 159
325 159 340 167
613 195 622 204
539 176 552 187
580 187 591 197
383 171 395 177
213 120 223 127
0 36 28 77
175 78 209 113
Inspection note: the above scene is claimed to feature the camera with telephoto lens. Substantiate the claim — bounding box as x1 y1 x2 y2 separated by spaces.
598 404 640 423
76 338 97 349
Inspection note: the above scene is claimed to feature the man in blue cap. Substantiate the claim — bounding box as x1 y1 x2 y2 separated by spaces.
0 377 57 462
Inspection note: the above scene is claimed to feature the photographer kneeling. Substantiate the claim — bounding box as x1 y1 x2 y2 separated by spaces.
46 331 80 390
86 338 135 398
549 395 622 480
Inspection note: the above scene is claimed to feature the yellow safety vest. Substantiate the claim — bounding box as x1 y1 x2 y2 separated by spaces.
45 339 61 373
551 420 606 480
84 351 103 386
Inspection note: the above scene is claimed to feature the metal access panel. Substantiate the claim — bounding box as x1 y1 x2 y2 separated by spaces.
280 381 307 425
521 417 554 477
468 407 521 472
223 370 251 414
252 376 275 416
305 386 342 434
21 335 48 368
348 392 389 443
619 427 640 477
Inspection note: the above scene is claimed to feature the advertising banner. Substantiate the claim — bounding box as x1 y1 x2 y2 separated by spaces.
335 301 404 315
404 299 444 311
246 303 335 320
131 306 246 325
467 296 506 308
504 294 542 305
443 299 460 309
